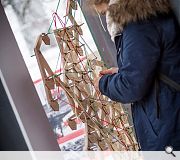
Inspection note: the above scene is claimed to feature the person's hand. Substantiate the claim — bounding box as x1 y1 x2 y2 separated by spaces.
99 67 118 76
94 68 118 94
94 67 118 93
94 75 102 93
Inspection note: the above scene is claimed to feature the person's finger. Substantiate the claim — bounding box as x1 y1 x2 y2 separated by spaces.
100 69 113 75
99 73 102 77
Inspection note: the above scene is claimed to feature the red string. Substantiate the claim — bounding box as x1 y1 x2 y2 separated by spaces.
53 14 57 29
52 12 66 28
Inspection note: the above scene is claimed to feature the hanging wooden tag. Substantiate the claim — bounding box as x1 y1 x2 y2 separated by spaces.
75 45 84 56
67 41 76 51
75 25 83 35
74 64 82 72
66 72 78 80
87 106 93 116
75 84 89 98
64 52 79 64
71 51 80 62
56 29 72 41
70 0 78 10
50 100 59 111
98 140 107 150
83 74 91 83
79 113 86 123
68 117 77 130
42 33 50 45
89 134 97 143
45 78 55 90
93 101 101 111
75 106 82 115
111 143 119 151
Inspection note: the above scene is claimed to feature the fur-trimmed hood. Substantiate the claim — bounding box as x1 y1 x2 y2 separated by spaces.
106 0 171 40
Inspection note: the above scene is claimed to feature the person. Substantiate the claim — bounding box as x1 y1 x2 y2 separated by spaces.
91 0 180 151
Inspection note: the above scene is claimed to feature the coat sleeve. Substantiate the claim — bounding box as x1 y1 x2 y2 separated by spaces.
99 24 161 103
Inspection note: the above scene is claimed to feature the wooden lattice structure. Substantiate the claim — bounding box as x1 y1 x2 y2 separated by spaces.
34 0 138 151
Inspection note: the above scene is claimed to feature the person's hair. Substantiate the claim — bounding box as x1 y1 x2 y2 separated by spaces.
89 0 110 5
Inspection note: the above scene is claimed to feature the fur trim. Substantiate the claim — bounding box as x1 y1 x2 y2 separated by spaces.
106 0 122 41
108 0 171 32
106 12 122 41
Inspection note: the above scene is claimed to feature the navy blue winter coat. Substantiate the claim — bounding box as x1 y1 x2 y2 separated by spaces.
99 13 180 150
